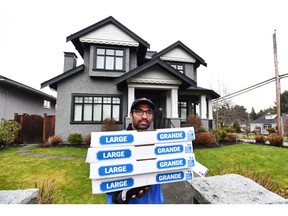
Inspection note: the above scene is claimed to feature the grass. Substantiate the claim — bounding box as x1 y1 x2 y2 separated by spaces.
0 146 106 204
194 143 288 189
0 143 288 203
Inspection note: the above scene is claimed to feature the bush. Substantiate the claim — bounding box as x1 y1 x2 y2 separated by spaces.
193 131 217 147
222 133 238 144
84 134 91 147
267 127 276 134
268 133 283 147
185 115 203 133
67 133 83 145
212 129 227 143
0 119 21 146
45 135 63 147
255 134 266 144
102 118 116 131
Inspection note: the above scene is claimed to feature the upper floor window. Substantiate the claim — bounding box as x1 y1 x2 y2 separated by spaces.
72 94 122 124
94 47 124 71
169 63 185 73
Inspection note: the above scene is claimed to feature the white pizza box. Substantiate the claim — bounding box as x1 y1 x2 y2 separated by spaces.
91 168 194 194
90 127 195 148
192 160 209 178
89 153 195 179
86 141 193 163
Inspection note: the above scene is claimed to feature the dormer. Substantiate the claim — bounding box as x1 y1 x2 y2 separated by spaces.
151 41 207 83
66 16 150 78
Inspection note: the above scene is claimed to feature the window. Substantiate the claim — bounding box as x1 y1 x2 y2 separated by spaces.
178 101 187 122
43 100 51 109
94 47 124 71
72 95 121 123
169 63 184 73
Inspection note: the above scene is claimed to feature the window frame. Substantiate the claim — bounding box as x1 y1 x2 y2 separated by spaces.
93 46 125 72
178 101 187 122
168 62 185 74
70 94 123 124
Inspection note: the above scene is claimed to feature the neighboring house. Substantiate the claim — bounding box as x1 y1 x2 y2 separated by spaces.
41 16 220 141
0 75 56 120
250 113 287 135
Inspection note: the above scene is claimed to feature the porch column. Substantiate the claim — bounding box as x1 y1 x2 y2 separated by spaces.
200 95 207 119
127 87 135 114
171 88 178 118
208 98 213 119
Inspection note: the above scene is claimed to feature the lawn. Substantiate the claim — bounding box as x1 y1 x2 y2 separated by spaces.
0 143 287 203
194 143 288 188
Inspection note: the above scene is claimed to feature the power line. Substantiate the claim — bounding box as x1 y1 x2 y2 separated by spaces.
213 73 288 103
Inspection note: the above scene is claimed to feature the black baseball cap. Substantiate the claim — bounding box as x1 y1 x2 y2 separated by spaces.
130 97 155 112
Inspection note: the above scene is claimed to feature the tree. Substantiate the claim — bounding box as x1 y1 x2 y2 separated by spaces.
280 90 288 114
249 107 257 121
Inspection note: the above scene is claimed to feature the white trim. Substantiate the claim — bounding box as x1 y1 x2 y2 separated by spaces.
80 38 139 47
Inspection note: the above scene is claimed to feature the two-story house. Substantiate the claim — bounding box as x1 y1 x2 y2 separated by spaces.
41 16 220 141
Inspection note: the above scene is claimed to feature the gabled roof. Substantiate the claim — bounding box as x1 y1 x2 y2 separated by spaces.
186 86 220 99
41 65 84 91
152 40 207 67
0 75 56 101
66 16 150 60
251 115 277 124
114 58 197 90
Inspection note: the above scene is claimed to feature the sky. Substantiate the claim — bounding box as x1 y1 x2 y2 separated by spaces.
1 0 288 113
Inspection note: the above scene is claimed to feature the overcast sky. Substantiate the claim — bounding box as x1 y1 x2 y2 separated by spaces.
1 0 288 113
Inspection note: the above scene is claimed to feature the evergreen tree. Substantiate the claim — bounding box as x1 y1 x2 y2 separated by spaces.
249 107 257 121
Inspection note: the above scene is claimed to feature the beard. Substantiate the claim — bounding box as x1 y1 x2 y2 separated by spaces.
133 119 151 130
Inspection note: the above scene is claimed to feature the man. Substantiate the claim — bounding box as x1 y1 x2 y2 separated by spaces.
106 97 164 204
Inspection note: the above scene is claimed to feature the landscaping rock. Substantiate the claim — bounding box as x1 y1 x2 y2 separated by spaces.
0 189 39 204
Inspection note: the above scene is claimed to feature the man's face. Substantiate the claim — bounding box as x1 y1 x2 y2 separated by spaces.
130 103 153 130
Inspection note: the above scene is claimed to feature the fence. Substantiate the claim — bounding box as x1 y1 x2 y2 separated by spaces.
14 113 55 144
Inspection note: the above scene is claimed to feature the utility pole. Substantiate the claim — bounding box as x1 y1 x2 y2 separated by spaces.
273 30 282 135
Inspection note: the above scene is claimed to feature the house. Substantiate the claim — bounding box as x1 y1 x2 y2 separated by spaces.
0 75 56 120
250 113 287 135
41 16 220 141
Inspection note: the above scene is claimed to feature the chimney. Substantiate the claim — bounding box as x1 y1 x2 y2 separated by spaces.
63 52 77 72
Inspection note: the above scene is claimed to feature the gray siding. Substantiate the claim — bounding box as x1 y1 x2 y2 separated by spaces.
55 51 128 140
185 63 197 82
0 85 56 120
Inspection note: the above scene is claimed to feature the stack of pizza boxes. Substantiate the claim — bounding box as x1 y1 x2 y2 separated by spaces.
86 127 196 194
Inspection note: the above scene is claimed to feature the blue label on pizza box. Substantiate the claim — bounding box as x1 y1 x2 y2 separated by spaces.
98 164 133 176
157 131 186 141
155 144 183 155
156 171 185 183
157 158 186 169
100 134 134 145
97 149 131 160
100 178 134 192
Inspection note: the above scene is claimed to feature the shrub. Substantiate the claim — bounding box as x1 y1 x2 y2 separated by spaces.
222 133 238 144
102 118 116 131
46 135 63 147
267 127 276 134
185 115 203 133
255 134 266 144
193 131 217 147
0 119 21 146
84 134 91 147
67 133 83 145
212 129 227 143
267 133 283 147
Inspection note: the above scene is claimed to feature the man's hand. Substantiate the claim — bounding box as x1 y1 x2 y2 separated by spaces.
112 186 150 204
131 186 150 199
